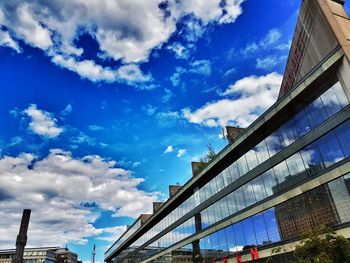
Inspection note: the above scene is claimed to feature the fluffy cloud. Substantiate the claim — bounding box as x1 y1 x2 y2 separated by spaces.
0 27 21 52
24 104 63 138
0 149 159 248
164 145 174 154
0 0 245 84
182 72 283 127
52 55 151 83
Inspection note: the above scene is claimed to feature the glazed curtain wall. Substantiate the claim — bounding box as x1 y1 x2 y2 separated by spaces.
200 118 350 229
150 173 350 263
108 81 348 262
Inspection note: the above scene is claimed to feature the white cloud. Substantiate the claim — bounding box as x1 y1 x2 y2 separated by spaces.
167 42 190 60
161 88 174 103
256 56 279 70
164 145 174 154
61 104 72 116
0 149 159 248
24 104 63 138
260 29 282 48
170 59 211 87
241 28 284 57
182 72 283 127
52 55 151 84
189 60 211 76
0 0 245 84
177 149 186 157
0 28 21 52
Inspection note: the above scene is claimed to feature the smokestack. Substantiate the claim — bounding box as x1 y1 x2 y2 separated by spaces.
12 209 31 263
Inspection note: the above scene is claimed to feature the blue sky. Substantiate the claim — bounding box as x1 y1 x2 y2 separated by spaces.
0 0 349 262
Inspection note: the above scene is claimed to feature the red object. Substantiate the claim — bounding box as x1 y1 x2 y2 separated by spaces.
236 254 243 263
250 247 259 260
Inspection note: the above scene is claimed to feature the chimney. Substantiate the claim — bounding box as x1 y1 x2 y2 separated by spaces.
153 202 164 213
140 214 152 225
169 185 182 197
225 126 246 144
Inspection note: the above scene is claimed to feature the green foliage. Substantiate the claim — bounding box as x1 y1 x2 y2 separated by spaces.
194 144 217 175
291 228 350 263
199 143 217 163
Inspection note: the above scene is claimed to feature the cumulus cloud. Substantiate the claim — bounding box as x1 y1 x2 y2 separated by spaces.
0 149 158 248
24 104 63 138
182 72 283 127
0 0 245 84
164 145 174 154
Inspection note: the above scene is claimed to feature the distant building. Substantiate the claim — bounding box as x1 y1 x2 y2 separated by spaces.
0 247 58 263
0 247 79 263
105 0 350 262
54 248 78 263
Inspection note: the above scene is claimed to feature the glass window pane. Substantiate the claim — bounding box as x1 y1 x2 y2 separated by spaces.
251 175 267 202
304 97 328 129
300 143 324 177
335 121 350 158
321 82 344 117
252 213 269 247
255 140 270 164
261 169 278 197
219 197 230 219
328 175 350 223
292 110 311 139
224 226 236 255
285 152 306 177
209 180 218 195
222 168 233 187
234 187 246 211
242 217 257 246
265 132 284 156
245 149 259 171
318 131 345 167
242 182 256 207
237 155 249 176
263 208 281 243
229 161 240 182
332 81 349 107
273 161 290 192
226 191 238 215
215 173 225 192
233 221 246 252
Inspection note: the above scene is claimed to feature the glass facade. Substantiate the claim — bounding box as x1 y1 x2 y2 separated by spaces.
106 79 350 263
183 173 350 263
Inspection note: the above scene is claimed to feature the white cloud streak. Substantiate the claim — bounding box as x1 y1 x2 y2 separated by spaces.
182 72 283 127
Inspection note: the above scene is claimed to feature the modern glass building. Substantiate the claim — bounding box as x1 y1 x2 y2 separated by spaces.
105 0 350 262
